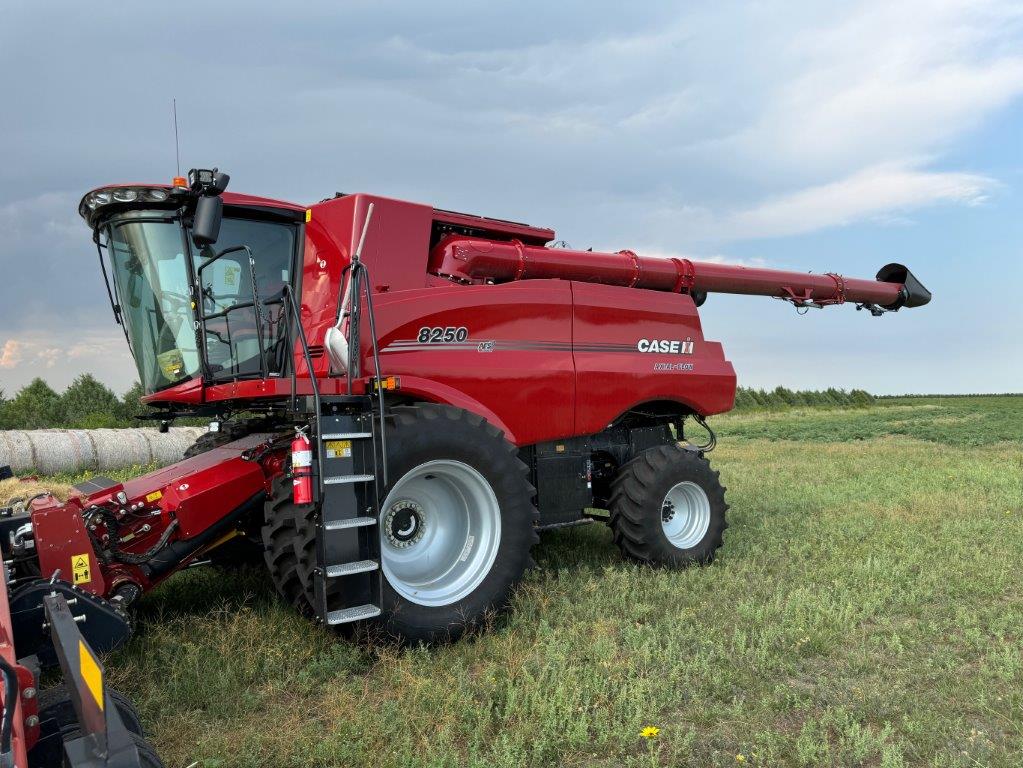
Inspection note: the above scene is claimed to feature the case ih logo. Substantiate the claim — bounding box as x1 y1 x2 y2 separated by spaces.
637 338 695 355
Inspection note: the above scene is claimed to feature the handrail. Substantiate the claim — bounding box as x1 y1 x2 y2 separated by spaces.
352 259 388 487
282 284 324 497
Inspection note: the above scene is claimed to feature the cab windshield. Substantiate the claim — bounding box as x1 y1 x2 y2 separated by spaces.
105 213 298 393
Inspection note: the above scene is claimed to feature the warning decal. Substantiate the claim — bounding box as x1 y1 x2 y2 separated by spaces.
325 440 352 459
72 553 92 585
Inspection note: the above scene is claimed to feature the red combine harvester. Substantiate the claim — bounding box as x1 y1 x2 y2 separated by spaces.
0 167 929 760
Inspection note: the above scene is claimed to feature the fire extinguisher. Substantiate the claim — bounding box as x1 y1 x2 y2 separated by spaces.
291 428 313 506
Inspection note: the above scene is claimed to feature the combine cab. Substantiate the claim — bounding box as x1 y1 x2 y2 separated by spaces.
1 167 930 681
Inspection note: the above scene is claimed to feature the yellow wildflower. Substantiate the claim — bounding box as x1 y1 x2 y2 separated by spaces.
640 726 661 739
736 755 746 763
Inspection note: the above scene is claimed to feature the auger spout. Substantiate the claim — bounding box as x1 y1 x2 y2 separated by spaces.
428 235 931 312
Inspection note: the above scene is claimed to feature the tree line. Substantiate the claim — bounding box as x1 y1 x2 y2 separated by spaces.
0 376 154 430
733 386 875 410
0 376 880 430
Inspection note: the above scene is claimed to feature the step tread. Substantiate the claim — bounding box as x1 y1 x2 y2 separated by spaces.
324 516 377 531
323 474 375 485
326 560 379 578
326 604 382 625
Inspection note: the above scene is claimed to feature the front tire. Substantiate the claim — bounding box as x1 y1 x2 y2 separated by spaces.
376 405 538 643
609 445 728 567
261 404 539 645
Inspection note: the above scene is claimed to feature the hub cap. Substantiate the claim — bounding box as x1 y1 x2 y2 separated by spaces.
660 481 711 550
379 460 502 607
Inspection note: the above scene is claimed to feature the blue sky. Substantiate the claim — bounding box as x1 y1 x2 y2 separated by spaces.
1 0 1020 396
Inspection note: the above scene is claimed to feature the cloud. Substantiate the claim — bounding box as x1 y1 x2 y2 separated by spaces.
1 1 1022 394
0 330 136 392
0 192 80 244
715 0 1023 178
724 162 996 240
633 248 770 269
0 340 24 369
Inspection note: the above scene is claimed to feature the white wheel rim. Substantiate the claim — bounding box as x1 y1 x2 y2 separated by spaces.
660 481 711 549
380 460 502 607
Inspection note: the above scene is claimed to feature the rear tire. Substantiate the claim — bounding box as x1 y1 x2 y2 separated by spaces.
609 445 728 567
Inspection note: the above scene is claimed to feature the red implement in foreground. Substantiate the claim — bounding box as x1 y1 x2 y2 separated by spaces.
1 169 929 679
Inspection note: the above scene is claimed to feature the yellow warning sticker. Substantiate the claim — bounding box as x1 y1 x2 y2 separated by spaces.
78 639 104 711
145 489 163 503
324 440 352 459
72 554 92 585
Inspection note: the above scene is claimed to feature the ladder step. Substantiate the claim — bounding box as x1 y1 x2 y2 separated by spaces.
326 560 378 578
326 604 381 625
321 432 373 440
323 474 375 485
324 516 377 531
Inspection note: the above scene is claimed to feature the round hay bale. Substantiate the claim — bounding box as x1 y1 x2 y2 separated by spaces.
0 428 207 474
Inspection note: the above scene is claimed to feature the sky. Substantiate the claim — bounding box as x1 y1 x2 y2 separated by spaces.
1 0 1021 396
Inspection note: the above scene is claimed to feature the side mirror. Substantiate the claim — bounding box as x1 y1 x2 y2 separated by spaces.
192 195 223 247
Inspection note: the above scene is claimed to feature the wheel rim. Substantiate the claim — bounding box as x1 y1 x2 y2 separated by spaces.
380 460 502 607
660 481 711 549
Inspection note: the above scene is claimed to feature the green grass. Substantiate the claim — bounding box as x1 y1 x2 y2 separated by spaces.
715 395 1023 446
78 398 1023 766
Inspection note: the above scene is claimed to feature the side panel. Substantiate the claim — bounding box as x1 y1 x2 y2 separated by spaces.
300 194 436 379
571 282 736 433
367 281 575 446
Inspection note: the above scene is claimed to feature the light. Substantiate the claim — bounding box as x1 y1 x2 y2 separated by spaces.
188 168 215 189
84 190 111 210
172 176 187 187
79 184 179 225
374 376 401 391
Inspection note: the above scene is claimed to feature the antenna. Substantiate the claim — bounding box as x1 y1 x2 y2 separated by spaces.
172 98 181 176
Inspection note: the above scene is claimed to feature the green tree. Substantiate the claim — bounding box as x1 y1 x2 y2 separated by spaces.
772 386 797 407
119 381 156 423
733 387 754 409
61 374 121 428
850 388 874 407
4 378 65 429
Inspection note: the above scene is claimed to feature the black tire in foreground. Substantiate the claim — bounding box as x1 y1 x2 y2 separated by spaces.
262 404 538 645
36 686 146 738
31 687 162 768
609 445 728 567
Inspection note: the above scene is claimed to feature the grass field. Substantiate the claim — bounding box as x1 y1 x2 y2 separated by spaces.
49 397 1023 766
